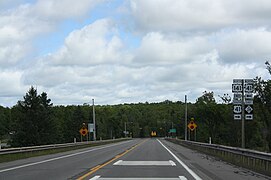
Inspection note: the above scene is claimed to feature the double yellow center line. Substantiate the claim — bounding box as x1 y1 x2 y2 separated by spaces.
77 139 148 180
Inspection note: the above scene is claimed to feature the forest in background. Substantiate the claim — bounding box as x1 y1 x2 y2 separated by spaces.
0 62 270 152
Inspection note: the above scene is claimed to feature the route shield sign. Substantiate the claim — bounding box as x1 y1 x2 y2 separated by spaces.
245 105 253 114
232 84 243 93
233 105 242 114
233 93 242 104
244 84 253 93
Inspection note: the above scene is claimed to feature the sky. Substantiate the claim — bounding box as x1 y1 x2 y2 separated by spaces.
0 0 271 107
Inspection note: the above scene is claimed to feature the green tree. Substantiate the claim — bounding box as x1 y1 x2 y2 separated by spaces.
11 87 56 146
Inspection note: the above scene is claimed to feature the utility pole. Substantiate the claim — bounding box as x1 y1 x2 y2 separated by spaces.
185 95 188 141
92 99 96 141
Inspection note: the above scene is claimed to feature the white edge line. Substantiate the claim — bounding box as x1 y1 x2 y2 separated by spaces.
0 141 132 173
179 176 188 180
89 175 101 180
113 160 123 165
157 139 202 180
169 160 176 166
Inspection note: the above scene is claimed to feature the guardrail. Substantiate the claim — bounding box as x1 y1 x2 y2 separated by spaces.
0 138 130 156
166 138 271 177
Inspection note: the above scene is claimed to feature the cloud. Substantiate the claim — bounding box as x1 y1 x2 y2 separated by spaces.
0 0 104 67
129 0 271 33
0 70 25 96
1 0 271 107
32 0 103 20
216 28 271 63
134 32 210 65
50 19 129 66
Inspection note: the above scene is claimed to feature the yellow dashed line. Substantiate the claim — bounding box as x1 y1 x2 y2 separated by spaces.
77 139 148 180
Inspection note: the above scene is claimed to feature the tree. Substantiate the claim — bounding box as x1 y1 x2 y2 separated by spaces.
11 87 56 146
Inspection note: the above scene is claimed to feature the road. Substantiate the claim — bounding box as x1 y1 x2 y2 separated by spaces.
0 138 269 180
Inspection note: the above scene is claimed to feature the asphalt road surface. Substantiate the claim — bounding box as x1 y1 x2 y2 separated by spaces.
0 138 269 180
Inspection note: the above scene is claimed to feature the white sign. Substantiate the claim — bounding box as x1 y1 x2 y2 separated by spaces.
245 79 254 84
233 79 243 84
245 93 253 99
245 105 253 114
245 114 253 120
234 114 242 120
233 93 242 104
233 105 242 113
244 84 253 93
232 84 243 93
88 123 94 132
245 99 253 105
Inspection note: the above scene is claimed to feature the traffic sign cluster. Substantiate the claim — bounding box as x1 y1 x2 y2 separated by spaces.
232 79 254 120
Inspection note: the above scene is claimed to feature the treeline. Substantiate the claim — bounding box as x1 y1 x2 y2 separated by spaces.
0 63 270 152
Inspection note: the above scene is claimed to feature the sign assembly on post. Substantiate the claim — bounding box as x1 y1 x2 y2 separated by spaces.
232 79 254 120
232 79 254 148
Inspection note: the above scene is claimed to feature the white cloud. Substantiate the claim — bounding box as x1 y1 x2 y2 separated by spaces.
134 32 210 65
0 70 25 96
215 28 271 63
1 0 271 107
129 0 271 33
32 0 102 20
50 19 130 66
0 0 104 67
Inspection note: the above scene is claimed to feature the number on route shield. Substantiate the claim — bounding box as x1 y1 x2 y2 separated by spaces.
233 105 242 114
232 84 243 93
244 84 253 93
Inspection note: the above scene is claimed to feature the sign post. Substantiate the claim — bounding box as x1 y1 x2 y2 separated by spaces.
187 118 197 141
232 79 254 148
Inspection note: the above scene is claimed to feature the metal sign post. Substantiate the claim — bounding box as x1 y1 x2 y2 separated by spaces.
92 99 96 141
185 95 188 141
232 79 254 148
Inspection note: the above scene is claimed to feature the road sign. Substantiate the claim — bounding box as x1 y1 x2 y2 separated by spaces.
245 105 253 114
245 79 254 84
232 84 243 93
233 105 242 114
188 121 197 131
169 129 176 133
88 123 94 132
151 131 157 136
79 127 88 136
245 93 253 99
233 79 242 84
244 83 253 93
245 99 253 105
245 114 253 120
233 93 242 104
234 114 241 120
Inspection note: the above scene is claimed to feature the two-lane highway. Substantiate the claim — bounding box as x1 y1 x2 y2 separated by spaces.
0 138 269 180
83 138 200 180
0 139 141 180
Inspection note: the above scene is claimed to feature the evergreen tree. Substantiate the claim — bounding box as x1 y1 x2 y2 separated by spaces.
11 87 56 146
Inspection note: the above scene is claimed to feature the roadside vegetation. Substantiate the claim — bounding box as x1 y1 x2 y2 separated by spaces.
0 62 270 152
